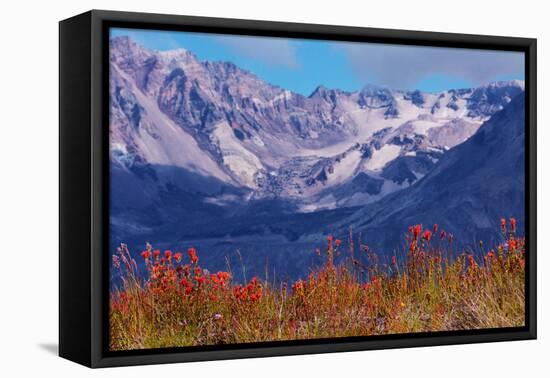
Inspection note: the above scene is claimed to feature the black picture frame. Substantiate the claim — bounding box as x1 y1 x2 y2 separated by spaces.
59 9 537 368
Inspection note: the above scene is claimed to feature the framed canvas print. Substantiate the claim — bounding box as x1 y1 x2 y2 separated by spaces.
59 10 537 368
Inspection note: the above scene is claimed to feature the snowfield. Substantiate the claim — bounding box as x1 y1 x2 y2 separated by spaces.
210 122 264 188
365 144 402 171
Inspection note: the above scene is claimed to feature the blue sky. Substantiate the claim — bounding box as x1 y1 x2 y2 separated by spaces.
111 27 524 96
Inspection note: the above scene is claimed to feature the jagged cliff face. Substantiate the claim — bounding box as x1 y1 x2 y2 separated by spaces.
108 36 525 279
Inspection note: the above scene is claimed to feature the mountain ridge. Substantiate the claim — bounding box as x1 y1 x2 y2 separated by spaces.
110 36 524 211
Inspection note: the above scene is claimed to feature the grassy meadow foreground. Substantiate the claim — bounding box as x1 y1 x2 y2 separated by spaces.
109 219 525 351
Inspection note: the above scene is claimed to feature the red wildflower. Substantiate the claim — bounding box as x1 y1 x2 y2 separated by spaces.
153 249 160 258
433 224 438 233
423 229 432 241
188 247 198 264
164 250 172 259
391 255 397 266
251 287 262 302
141 250 151 260
182 264 190 276
292 279 304 293
217 271 231 282
487 250 495 259
233 285 245 300
500 218 506 233
174 252 183 262
509 238 518 250
440 231 446 240
412 224 422 240
335 239 342 247
179 277 193 294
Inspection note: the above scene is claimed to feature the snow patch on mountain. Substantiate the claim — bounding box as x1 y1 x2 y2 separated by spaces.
326 150 363 185
364 144 401 170
210 122 264 188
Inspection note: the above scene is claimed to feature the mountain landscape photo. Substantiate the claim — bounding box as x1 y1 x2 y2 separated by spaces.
108 28 526 350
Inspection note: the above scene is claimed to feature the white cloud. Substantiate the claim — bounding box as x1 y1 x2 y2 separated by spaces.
216 35 300 69
339 42 524 89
